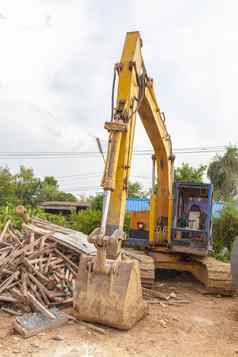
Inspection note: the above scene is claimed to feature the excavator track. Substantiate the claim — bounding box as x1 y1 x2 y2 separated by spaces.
197 256 233 294
125 248 234 295
148 248 234 295
123 249 155 289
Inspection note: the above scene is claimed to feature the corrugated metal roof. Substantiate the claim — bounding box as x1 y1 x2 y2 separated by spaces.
126 198 150 212
39 201 89 210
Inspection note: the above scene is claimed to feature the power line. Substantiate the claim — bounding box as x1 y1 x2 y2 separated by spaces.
65 188 103 192
57 174 150 182
0 145 228 159
56 172 102 179
57 174 102 183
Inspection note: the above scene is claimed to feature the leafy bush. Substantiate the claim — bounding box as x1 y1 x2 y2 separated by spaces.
69 209 102 235
124 213 131 235
175 163 207 183
212 202 238 260
208 146 238 201
44 213 68 227
88 194 103 211
0 204 68 231
0 202 130 239
0 204 23 230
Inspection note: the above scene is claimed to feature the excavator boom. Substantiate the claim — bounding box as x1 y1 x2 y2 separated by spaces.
102 31 174 245
74 32 149 329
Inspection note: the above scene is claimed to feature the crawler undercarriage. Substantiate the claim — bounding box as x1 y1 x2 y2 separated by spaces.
124 248 233 295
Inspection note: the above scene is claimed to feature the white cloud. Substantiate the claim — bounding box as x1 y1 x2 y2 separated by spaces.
0 0 237 193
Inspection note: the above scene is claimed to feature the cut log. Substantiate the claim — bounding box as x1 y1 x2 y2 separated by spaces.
0 220 11 241
67 315 106 334
27 293 56 320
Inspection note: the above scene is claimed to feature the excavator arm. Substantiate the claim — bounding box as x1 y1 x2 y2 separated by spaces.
101 31 174 245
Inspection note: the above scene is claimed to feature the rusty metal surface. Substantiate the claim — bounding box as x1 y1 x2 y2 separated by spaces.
74 256 147 330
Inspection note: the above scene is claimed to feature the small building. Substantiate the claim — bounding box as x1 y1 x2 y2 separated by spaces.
38 201 90 215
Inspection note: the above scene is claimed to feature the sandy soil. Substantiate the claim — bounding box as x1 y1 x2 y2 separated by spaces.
0 274 238 357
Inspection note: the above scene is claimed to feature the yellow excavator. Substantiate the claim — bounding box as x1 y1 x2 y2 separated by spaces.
74 31 232 329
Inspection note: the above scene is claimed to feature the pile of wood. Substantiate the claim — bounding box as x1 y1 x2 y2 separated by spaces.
28 220 155 289
0 217 96 315
0 214 159 318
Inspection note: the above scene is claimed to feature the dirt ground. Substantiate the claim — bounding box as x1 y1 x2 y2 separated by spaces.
0 273 238 357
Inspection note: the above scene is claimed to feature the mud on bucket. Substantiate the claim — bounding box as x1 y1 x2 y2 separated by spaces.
73 255 148 330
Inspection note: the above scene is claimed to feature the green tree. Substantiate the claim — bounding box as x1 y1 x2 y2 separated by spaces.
69 209 102 235
88 193 104 211
175 163 206 183
212 203 238 260
42 176 58 187
0 166 77 207
87 181 147 211
0 167 16 206
128 181 146 198
207 146 238 201
39 176 77 202
38 176 59 202
14 166 41 206
51 191 77 202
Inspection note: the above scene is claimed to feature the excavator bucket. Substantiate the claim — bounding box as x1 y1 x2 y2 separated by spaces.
73 255 147 330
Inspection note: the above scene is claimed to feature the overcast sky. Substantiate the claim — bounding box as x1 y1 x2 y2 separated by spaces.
0 0 237 196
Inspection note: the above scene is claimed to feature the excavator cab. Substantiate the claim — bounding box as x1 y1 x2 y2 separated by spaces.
171 182 213 256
